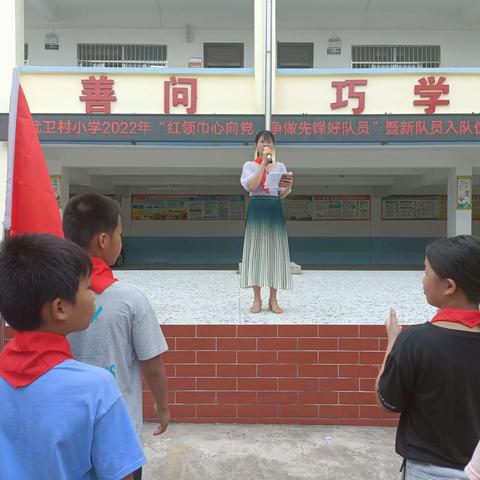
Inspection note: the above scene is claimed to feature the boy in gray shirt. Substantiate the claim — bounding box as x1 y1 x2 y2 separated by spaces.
64 193 169 480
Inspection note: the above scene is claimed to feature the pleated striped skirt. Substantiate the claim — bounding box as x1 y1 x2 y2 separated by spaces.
240 196 293 290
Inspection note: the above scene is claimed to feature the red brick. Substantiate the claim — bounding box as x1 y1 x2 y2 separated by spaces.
197 351 236 364
197 378 237 390
143 404 155 419
360 378 376 391
298 365 338 377
238 404 278 418
318 378 359 391
298 338 338 350
176 391 216 404
167 378 196 390
339 418 381 427
185 417 244 424
258 338 298 350
238 325 278 337
217 364 257 377
165 337 176 350
299 392 338 405
359 352 386 364
381 419 400 427
257 418 299 425
278 405 318 418
162 351 196 364
238 351 277 364
238 378 278 391
164 364 176 376
176 364 216 377
217 338 257 350
318 351 358 364
339 365 379 378
217 392 257 404
318 325 359 337
258 365 297 377
197 405 237 417
278 325 317 337
359 406 399 419
379 338 389 350
359 325 387 338
318 405 359 418
197 325 237 337
339 338 379 351
279 378 317 391
162 325 196 337
299 418 339 425
258 392 297 404
339 392 377 405
169 404 196 418
278 352 317 364
176 338 216 350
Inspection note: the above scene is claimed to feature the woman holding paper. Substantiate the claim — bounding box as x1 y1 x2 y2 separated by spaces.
240 130 294 314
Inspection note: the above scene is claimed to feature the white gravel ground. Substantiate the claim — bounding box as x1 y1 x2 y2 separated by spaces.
115 270 436 324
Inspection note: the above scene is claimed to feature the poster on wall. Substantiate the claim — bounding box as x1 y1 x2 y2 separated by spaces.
382 196 447 220
312 195 370 220
457 176 472 210
50 175 61 208
284 196 314 220
131 194 244 220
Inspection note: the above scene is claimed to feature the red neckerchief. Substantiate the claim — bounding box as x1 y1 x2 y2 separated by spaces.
0 331 72 388
431 308 480 328
254 156 269 193
90 256 118 294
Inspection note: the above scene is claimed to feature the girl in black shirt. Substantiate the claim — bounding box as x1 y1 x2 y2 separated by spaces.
376 235 480 480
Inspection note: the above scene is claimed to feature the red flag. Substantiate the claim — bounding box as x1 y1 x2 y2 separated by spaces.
4 70 63 237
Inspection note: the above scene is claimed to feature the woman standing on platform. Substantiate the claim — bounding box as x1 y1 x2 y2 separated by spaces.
240 130 294 314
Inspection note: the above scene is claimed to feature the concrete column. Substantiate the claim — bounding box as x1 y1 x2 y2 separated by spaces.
447 166 473 237
254 0 266 115
60 166 70 212
0 0 24 240
254 0 276 126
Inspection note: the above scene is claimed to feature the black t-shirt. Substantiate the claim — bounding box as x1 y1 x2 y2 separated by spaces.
378 322 480 469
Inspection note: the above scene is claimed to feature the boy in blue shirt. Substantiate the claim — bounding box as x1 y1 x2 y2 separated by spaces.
0 234 145 480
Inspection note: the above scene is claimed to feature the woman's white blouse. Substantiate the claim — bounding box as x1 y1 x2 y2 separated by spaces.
240 161 288 197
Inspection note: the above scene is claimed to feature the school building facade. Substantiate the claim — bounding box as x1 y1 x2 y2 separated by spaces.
1 0 479 425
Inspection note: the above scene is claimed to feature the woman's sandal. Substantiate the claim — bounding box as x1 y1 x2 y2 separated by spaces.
268 299 284 314
250 300 262 314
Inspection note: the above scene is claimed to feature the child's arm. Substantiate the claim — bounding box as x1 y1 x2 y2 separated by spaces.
466 441 480 480
375 308 403 412
141 355 170 435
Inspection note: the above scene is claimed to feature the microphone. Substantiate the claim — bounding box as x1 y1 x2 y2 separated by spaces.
267 153 273 163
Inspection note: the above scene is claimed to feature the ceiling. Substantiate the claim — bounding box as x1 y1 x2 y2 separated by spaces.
25 0 480 30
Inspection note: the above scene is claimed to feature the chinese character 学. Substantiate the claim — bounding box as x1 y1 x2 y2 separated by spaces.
413 76 450 114
330 79 368 115
164 76 197 114
79 76 117 114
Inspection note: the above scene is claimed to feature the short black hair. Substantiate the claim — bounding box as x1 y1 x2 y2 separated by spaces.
255 130 275 145
426 235 480 304
63 193 121 249
0 234 92 331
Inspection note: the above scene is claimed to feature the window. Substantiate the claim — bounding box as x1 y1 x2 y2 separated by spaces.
203 43 244 68
352 45 440 69
77 43 167 68
277 42 314 68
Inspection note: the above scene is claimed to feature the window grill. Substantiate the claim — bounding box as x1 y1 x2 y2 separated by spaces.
203 43 244 68
352 45 440 69
278 42 314 68
77 43 167 68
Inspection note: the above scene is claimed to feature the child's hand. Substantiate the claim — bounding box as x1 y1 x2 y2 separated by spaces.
153 403 170 435
386 308 402 342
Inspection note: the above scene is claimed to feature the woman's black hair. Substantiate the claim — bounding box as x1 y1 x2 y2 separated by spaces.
426 235 480 304
254 130 275 145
